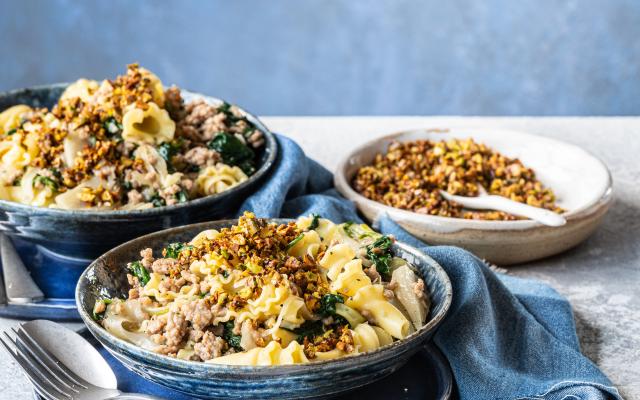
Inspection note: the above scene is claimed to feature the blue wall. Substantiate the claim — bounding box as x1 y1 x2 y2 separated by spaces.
1 0 638 115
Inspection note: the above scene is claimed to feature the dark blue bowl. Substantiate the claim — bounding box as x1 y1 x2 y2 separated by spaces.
0 85 277 297
76 219 453 399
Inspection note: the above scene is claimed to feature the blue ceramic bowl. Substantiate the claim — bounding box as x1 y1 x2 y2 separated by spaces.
76 219 453 400
0 85 277 294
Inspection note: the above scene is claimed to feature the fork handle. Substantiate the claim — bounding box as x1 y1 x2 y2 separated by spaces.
108 393 166 400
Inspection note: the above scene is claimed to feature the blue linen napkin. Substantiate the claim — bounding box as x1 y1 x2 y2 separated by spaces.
110 135 621 400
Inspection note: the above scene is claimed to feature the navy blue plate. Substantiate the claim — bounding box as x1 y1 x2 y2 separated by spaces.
35 329 454 400
0 238 86 320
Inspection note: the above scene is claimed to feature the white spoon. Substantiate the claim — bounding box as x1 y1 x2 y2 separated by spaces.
14 320 163 400
439 186 567 227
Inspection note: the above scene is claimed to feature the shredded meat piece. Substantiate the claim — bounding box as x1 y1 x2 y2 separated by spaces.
364 266 381 283
151 258 178 275
183 146 220 167
413 279 425 298
164 86 185 121
181 299 213 331
163 310 187 352
140 248 154 268
127 189 144 205
146 317 167 334
194 331 226 361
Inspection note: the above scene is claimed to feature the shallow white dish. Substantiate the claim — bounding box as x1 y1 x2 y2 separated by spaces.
334 128 613 265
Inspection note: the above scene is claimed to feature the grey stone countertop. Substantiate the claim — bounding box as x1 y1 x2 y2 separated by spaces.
0 117 638 399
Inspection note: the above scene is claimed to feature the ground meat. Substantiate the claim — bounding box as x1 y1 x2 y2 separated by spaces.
364 266 381 283
383 288 395 300
194 331 226 361
361 309 376 325
183 146 220 167
93 301 106 314
140 248 154 268
413 279 425 298
151 258 178 275
128 288 140 299
95 165 116 181
180 299 212 331
146 316 167 335
158 277 186 294
163 310 187 351
126 189 144 205
164 86 185 121
200 113 227 140
246 129 265 148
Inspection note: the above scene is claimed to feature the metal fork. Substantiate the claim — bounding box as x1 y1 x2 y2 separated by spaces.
0 325 162 400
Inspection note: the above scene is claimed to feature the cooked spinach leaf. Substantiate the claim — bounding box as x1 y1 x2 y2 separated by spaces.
33 175 58 192
286 234 304 250
365 235 394 277
207 132 256 175
309 213 321 230
128 261 150 285
164 242 193 259
223 320 243 351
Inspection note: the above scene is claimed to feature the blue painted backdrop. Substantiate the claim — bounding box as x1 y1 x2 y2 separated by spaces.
1 0 638 115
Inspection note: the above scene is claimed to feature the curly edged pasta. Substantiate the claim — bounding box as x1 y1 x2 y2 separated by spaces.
96 212 430 365
0 64 265 209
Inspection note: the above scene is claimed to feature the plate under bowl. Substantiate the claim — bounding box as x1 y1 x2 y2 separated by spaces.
334 128 613 265
0 84 278 261
76 219 453 399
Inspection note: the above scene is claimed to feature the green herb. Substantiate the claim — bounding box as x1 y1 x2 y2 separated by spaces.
88 135 97 147
176 190 188 203
218 102 231 113
5 128 16 136
223 320 243 351
103 117 123 135
286 234 304 250
318 294 344 317
128 261 150 285
207 132 256 175
158 138 183 163
150 193 166 207
309 213 321 230
91 298 112 321
220 249 229 259
365 235 394 277
293 320 325 343
343 221 376 239
33 175 58 192
122 180 133 191
164 242 193 259
49 168 62 181
220 269 229 278
343 221 355 237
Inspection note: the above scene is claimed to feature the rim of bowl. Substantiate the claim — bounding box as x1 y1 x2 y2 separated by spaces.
334 127 613 231
76 218 453 373
0 84 278 219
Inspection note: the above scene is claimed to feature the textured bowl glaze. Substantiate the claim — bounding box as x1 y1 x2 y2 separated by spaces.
0 84 277 261
76 219 453 399
335 128 613 265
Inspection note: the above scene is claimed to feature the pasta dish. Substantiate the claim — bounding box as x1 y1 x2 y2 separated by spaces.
0 64 265 210
94 212 429 365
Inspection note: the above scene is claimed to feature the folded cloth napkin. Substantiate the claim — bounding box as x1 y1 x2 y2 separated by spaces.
109 135 621 400
237 135 621 400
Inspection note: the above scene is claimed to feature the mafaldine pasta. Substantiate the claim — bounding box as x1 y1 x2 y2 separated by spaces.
0 64 265 210
94 212 430 365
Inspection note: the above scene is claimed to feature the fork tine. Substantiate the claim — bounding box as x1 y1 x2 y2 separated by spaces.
0 331 71 400
15 326 89 389
5 331 74 398
12 327 82 393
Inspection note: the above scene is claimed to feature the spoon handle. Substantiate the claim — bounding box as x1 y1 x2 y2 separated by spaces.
440 190 566 226
110 394 166 400
482 195 566 226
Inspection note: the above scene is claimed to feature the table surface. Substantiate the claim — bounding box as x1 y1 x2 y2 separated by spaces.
0 117 638 400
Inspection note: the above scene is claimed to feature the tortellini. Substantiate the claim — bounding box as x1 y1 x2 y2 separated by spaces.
122 102 175 145
195 164 248 196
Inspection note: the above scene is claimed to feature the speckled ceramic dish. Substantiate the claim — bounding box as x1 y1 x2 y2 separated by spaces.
0 84 277 261
76 219 453 400
335 128 613 265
